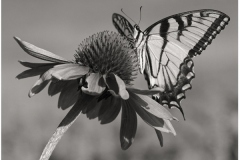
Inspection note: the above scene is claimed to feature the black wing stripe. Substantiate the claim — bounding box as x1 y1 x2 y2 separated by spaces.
174 16 185 40
162 66 171 91
160 20 170 38
175 17 185 30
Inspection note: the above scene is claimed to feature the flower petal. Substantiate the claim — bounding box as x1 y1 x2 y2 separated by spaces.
98 96 121 124
155 129 163 147
51 64 89 80
164 119 176 136
16 62 56 79
120 100 137 150
17 69 47 79
82 73 106 95
103 73 129 100
72 93 100 115
128 95 176 135
14 37 70 63
86 101 102 120
127 87 163 95
58 80 79 110
48 81 67 96
84 97 101 114
18 60 59 68
75 93 97 114
28 70 53 97
39 97 82 160
128 91 177 121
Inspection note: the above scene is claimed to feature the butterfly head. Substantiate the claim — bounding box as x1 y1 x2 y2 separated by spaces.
133 24 141 32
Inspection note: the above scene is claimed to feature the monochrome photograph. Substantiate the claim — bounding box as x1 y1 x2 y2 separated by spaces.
2 0 237 160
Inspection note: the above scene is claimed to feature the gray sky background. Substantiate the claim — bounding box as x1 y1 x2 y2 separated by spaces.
2 0 237 160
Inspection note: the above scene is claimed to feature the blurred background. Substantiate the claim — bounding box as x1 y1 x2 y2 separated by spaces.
2 0 237 160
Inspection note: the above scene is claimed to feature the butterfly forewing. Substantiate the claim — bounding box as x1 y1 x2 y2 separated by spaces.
145 9 230 57
112 13 134 46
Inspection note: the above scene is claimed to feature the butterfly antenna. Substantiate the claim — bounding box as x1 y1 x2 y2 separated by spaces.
137 6 142 25
121 8 137 24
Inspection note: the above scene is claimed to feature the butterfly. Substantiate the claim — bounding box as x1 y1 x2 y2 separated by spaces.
112 9 230 118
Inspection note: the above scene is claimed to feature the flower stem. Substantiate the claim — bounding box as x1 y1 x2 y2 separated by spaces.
39 112 81 160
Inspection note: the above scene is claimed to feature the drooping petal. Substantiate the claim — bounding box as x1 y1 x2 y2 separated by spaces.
128 95 176 135
98 97 112 118
51 64 89 80
128 91 177 121
14 37 70 63
98 96 121 124
48 81 67 96
28 69 53 97
16 62 57 79
127 87 163 95
103 73 129 100
163 119 176 136
84 97 102 115
75 93 98 114
58 80 79 110
18 60 59 68
120 100 137 150
17 69 48 79
82 73 106 95
86 101 102 120
39 96 83 160
155 129 163 147
75 94 100 115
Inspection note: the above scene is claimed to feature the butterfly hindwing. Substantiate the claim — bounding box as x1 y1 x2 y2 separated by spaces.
150 56 195 118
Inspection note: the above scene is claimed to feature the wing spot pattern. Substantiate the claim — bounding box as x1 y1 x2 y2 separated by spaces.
186 72 194 79
177 93 185 99
182 84 191 91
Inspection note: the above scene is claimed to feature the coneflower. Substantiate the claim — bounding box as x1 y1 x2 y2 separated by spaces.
15 31 178 160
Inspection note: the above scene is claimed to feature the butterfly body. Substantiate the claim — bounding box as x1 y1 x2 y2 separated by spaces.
112 9 230 118
132 25 147 74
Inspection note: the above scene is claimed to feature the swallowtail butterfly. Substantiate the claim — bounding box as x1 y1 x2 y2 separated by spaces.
112 9 230 118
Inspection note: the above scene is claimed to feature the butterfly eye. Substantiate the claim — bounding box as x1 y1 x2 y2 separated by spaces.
134 24 140 30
